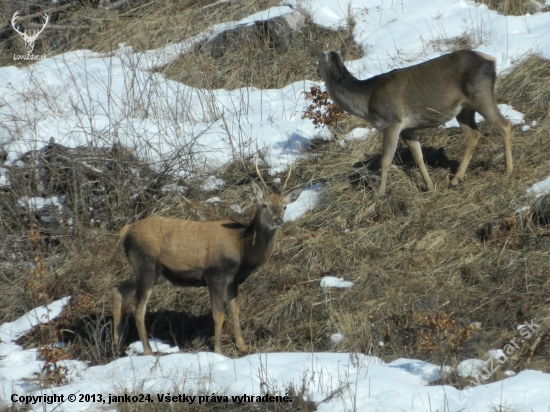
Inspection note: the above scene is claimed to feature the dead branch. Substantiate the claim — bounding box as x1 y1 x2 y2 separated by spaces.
25 22 90 30
10 4 73 21
99 0 134 10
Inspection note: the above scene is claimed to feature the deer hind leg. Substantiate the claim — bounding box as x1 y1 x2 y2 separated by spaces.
126 257 158 356
111 276 137 353
451 108 481 186
379 125 402 195
133 286 154 355
401 129 433 191
227 282 248 353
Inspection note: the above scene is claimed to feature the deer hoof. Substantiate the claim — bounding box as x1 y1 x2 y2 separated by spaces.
236 343 249 353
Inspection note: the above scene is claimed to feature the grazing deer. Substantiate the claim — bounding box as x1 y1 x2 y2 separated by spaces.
306 41 513 195
112 172 303 355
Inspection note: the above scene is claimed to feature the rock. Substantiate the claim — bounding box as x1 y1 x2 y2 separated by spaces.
531 194 550 227
202 9 304 58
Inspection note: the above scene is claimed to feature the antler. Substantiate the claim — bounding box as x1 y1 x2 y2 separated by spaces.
282 164 292 191
27 13 49 42
254 156 268 189
11 11 25 37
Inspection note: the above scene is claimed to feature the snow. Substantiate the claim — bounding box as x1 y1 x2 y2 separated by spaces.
201 176 225 192
486 349 506 360
292 0 550 79
17 195 66 212
0 298 74 399
320 276 355 288
330 333 345 344
456 359 486 378
3 303 550 412
284 183 322 221
0 297 70 343
230 204 243 214
126 339 181 356
345 127 375 140
2 0 550 410
205 196 221 203
527 176 550 197
0 168 9 187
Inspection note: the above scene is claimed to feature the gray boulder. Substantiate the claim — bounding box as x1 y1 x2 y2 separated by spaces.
202 9 304 58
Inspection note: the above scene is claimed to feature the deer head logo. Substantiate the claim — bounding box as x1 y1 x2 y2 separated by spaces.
11 11 49 55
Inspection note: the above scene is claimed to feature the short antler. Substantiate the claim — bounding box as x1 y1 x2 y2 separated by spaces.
254 156 268 189
282 164 292 191
32 13 49 40
339 36 354 61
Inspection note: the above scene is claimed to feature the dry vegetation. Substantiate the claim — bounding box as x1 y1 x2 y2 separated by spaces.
1 0 550 402
475 0 546 15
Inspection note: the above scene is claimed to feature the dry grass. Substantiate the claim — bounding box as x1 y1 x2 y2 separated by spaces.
15 58 550 374
1 0 550 396
475 0 545 15
498 55 550 120
1 0 283 67
163 21 361 90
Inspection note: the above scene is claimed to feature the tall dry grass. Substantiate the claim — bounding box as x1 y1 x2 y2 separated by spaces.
475 0 545 15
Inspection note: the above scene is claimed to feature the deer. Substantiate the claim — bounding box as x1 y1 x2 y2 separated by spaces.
111 169 303 355
11 11 49 55
306 41 513 195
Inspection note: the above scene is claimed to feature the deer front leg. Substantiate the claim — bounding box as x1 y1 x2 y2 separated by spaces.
208 275 232 354
401 129 434 191
379 125 402 195
227 282 248 353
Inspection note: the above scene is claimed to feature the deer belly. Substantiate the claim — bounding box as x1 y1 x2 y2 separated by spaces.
407 106 461 128
161 266 207 287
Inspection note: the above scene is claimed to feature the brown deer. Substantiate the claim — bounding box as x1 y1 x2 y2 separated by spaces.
111 172 303 355
306 41 513 195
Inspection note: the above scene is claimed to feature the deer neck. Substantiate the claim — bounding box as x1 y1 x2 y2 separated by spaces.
322 63 373 119
243 211 278 267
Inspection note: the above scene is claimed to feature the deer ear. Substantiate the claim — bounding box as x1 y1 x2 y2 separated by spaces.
284 186 303 205
250 178 264 202
305 41 324 60
340 37 353 61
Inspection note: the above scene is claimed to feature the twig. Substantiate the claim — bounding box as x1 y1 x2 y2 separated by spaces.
25 23 90 30
99 0 134 10
1 4 72 31
9 4 72 21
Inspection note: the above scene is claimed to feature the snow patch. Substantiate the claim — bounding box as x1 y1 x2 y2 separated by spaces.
284 183 322 221
320 276 354 288
202 176 225 192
